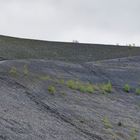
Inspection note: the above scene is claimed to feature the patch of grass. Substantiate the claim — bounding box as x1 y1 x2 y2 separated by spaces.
23 64 29 76
1 35 140 63
66 80 78 90
78 84 87 93
48 85 56 94
102 116 112 129
78 83 95 93
123 84 131 93
66 80 95 93
84 84 95 93
59 79 65 84
130 128 137 140
100 81 112 93
135 88 140 95
39 75 50 81
9 66 18 76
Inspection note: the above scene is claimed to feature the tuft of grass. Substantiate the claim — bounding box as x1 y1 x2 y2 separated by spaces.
48 86 56 94
23 64 29 76
102 116 112 129
9 66 18 76
78 84 87 93
66 80 94 93
59 79 65 84
123 84 131 93
130 128 137 140
66 80 78 90
135 88 140 95
85 84 95 93
39 75 50 81
100 81 112 93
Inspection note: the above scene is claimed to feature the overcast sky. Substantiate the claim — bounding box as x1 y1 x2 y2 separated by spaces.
0 0 140 45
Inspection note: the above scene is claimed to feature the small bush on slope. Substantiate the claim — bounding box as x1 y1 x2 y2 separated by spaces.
9 66 18 76
123 84 131 93
23 64 29 76
48 86 56 94
102 116 112 129
100 81 112 94
135 88 140 95
66 80 94 93
39 75 50 81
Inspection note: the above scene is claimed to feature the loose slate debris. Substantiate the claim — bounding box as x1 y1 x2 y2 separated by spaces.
0 57 140 140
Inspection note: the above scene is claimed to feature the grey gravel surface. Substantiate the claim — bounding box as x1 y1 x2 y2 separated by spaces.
0 57 140 140
1 35 140 63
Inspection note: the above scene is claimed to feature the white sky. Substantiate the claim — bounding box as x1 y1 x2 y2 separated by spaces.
0 0 140 45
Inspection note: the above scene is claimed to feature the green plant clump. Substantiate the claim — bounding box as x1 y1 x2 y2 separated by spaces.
102 116 112 129
101 81 112 93
9 66 17 76
59 79 65 84
123 84 131 92
78 84 87 93
84 84 95 93
130 128 137 140
48 86 56 94
66 80 94 93
39 75 50 81
135 88 140 95
23 64 29 76
66 80 78 90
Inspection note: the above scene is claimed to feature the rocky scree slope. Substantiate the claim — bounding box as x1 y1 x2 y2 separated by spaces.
0 57 140 140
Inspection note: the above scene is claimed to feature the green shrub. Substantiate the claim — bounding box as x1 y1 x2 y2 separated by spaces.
101 81 112 93
102 116 112 129
66 80 78 89
39 75 50 81
59 79 65 84
123 84 130 92
66 80 95 93
130 128 137 140
9 66 17 76
85 84 95 93
78 84 87 93
23 64 29 76
135 88 140 95
48 86 56 94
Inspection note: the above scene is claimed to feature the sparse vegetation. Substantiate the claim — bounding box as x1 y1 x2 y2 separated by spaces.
59 79 65 84
1 36 140 140
123 84 131 92
9 66 18 76
77 84 87 93
130 128 137 140
100 81 112 93
66 80 78 90
0 35 140 63
39 75 50 81
48 86 56 94
102 116 112 129
23 64 29 76
66 80 94 93
135 88 140 95
84 84 95 93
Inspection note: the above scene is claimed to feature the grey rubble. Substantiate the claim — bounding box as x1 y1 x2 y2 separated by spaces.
0 57 140 140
